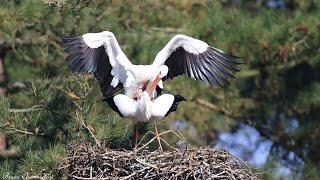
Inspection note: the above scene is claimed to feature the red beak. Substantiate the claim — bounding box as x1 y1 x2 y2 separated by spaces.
141 80 149 91
150 76 161 93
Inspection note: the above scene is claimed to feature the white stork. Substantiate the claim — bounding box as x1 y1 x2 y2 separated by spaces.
61 31 240 100
62 31 240 149
104 91 186 149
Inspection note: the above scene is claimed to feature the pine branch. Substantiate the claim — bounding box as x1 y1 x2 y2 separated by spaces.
236 59 306 79
9 105 42 113
195 98 245 119
6 124 45 136
146 27 188 34
42 0 66 8
195 98 218 111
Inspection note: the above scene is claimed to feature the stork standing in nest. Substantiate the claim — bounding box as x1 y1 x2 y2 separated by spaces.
62 31 240 150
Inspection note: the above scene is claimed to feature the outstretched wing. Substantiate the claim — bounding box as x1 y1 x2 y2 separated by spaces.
152 34 240 87
61 31 133 97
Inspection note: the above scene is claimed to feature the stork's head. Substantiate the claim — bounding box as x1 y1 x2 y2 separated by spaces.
148 65 168 96
158 65 169 78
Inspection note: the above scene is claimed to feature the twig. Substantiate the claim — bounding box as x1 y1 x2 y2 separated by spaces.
71 175 109 180
12 128 34 135
82 122 100 147
9 105 43 113
136 130 155 147
231 152 251 171
136 130 183 152
160 138 179 152
121 172 136 180
7 125 44 136
136 158 159 170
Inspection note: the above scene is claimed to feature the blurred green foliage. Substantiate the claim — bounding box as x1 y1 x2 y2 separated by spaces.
0 0 319 178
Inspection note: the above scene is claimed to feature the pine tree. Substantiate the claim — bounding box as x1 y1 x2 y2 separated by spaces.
0 0 319 178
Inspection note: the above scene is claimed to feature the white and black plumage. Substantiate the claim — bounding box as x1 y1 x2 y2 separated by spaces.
104 91 186 150
104 91 187 122
62 31 240 150
61 31 240 100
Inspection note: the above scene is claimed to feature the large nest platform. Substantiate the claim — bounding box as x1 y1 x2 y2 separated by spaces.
59 142 259 179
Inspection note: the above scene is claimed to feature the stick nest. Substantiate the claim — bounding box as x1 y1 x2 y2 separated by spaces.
60 142 259 179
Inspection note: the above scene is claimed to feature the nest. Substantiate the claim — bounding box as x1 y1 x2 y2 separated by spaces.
59 141 259 179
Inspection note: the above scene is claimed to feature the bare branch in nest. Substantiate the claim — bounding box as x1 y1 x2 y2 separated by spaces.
59 142 260 179
136 130 184 152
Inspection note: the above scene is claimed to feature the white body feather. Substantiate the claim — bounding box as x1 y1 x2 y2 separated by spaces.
113 92 174 122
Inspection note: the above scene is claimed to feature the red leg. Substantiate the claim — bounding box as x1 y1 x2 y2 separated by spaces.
154 123 163 152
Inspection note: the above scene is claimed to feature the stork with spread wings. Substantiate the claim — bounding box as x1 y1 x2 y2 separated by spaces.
62 31 240 100
62 31 240 150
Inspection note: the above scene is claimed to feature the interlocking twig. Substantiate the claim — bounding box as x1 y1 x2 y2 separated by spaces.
59 142 260 179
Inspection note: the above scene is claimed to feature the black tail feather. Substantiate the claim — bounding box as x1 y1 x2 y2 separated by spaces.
103 97 124 118
165 95 187 117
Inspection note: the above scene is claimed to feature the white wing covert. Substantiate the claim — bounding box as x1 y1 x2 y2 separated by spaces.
152 34 241 87
61 31 133 97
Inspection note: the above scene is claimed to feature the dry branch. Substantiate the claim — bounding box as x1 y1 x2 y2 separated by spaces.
9 105 43 113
